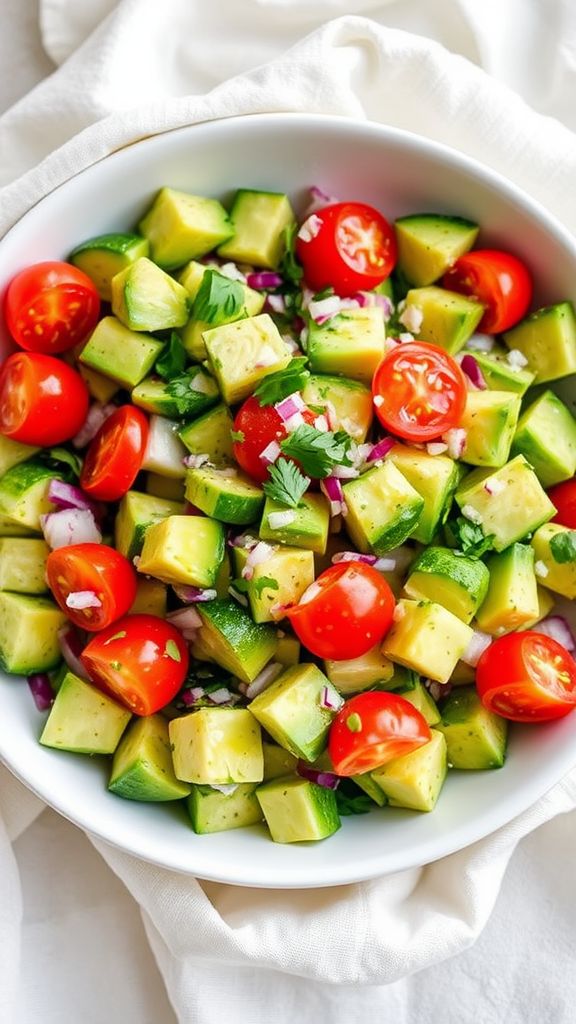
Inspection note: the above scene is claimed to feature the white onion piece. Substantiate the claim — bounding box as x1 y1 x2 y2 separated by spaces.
208 687 235 705
189 372 216 395
241 541 276 580
308 295 341 322
245 662 283 700
66 590 102 610
267 510 296 529
41 508 102 549
259 440 281 465
210 783 239 796
218 262 247 283
399 304 423 333
297 213 323 243
183 452 210 469
266 294 287 314
465 334 494 353
506 348 529 369
166 606 202 631
534 615 576 651
143 415 187 477
462 630 492 667
426 442 449 456
72 402 117 449
442 427 467 459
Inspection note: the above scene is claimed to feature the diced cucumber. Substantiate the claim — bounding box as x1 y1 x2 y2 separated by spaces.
259 493 330 554
132 369 218 419
436 687 508 769
129 578 168 617
343 461 424 555
397 678 441 726
0 460 61 532
185 464 264 525
511 390 576 487
404 546 490 624
109 714 191 801
0 592 67 674
139 188 233 269
204 313 291 406
249 663 340 763
0 435 40 476
178 404 235 465
256 775 340 843
233 544 315 624
114 489 184 560
0 537 50 593
475 543 539 635
371 730 447 811
405 286 484 354
464 343 535 395
186 783 263 833
387 445 460 544
323 644 395 694
111 257 189 332
262 741 299 781
383 599 473 684
301 374 373 442
40 671 131 755
394 214 478 287
503 301 576 383
196 599 278 683
79 315 164 388
460 390 521 468
531 523 576 599
69 232 149 301
307 308 386 384
137 515 225 588
217 189 295 269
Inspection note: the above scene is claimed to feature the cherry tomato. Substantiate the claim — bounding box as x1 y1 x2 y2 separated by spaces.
80 406 149 501
0 351 89 445
296 202 397 297
285 562 395 661
46 543 137 632
233 396 316 484
372 341 467 442
476 631 576 723
80 613 189 715
329 690 431 776
548 480 576 529
4 261 100 355
442 249 532 334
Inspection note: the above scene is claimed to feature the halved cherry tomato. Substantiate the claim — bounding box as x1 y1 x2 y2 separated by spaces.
548 480 576 529
80 613 189 715
372 341 467 442
46 543 137 632
286 562 395 661
4 261 100 354
233 396 316 483
329 691 431 776
0 351 89 445
476 631 576 722
296 202 397 296
80 406 149 501
442 249 532 334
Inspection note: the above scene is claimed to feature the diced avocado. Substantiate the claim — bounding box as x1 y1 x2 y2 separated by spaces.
217 189 295 268
519 584 556 630
114 489 184 560
323 645 395 694
455 455 555 552
307 308 386 384
79 315 164 388
512 390 576 487
383 599 473 684
40 670 131 754
196 599 278 683
204 313 291 406
0 592 67 674
387 445 459 544
343 460 424 555
351 772 388 806
398 678 441 726
256 775 340 843
129 578 168 617
531 523 576 599
371 730 447 810
185 465 264 525
233 544 315 624
404 546 490 623
181 279 265 362
69 232 149 301
169 708 263 784
503 302 576 383
394 214 479 287
274 633 301 667
0 435 40 476
138 187 233 269
0 537 49 594
301 374 373 442
459 390 521 468
463 343 535 395
108 714 191 801
0 460 61 532
259 492 330 554
141 415 188 479
111 257 189 332
476 543 539 634
77 361 120 403
262 741 299 781
405 286 484 354
137 515 225 588
145 473 186 501
186 783 263 833
179 404 234 466
132 369 218 419
249 663 340 762
371 664 419 693
436 686 508 769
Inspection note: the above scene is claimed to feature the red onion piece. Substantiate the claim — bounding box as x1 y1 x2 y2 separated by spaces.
424 679 453 703
167 606 203 631
48 479 97 513
265 293 287 315
259 440 281 465
241 541 276 581
41 508 102 549
461 354 487 390
297 213 323 243
72 402 117 449
320 685 344 710
27 673 54 711
321 476 344 504
330 464 359 479
534 615 576 651
367 437 395 462
172 585 217 603
297 761 340 789
303 186 339 217
183 453 210 469
274 392 306 422
246 271 283 289
331 551 378 566
58 626 89 679
181 686 205 706
245 662 283 700
208 687 235 705
442 428 467 460
228 533 258 550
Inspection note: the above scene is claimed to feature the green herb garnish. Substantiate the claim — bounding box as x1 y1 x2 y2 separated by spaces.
262 458 310 509
155 331 187 380
192 269 246 324
253 576 280 598
279 222 303 285
253 357 310 407
42 447 83 480
335 780 374 816
449 516 495 558
280 424 353 479
550 530 576 563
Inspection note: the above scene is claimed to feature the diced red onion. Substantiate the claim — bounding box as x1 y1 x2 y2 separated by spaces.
461 354 487 390
367 437 395 462
228 533 258 550
254 346 280 369
65 590 102 610
41 508 102 549
484 478 507 496
297 213 323 243
27 673 54 711
184 502 206 516
308 295 342 322
329 464 359 479
58 626 89 679
267 510 296 530
534 615 576 651
399 305 424 334
172 585 217 603
181 686 205 706
283 411 306 432
462 630 492 667
259 440 281 465
246 272 283 289
241 541 275 580
48 479 97 514
274 392 307 422
303 186 339 217
465 334 494 353
320 685 344 711
332 551 376 565
72 402 117 449
208 687 235 705
442 428 467 460
424 679 453 702
245 662 283 700
296 761 340 789
167 606 202 631
320 477 347 517
266 294 287 315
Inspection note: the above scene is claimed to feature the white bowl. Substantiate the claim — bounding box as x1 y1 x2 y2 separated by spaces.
1 114 576 888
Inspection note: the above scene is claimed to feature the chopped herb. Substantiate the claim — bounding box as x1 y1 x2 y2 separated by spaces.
192 269 246 324
109 661 122 671
42 447 83 480
279 222 303 285
230 429 245 443
155 331 187 380
231 576 250 594
164 639 182 662
449 516 495 558
165 372 212 416
262 457 310 508
253 357 310 406
550 530 576 563
280 424 353 478
335 779 374 816
103 630 127 645
253 576 280 598
346 712 362 733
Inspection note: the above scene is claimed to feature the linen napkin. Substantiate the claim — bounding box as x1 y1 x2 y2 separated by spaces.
2 2 576 1022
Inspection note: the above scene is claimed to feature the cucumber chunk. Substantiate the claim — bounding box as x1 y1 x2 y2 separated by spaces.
256 775 340 843
394 214 478 287
40 671 131 755
70 232 149 301
249 663 340 763
511 389 576 487
217 189 295 269
109 714 191 801
79 315 164 388
111 257 189 332
436 687 508 769
139 188 233 269
371 730 447 810
137 515 225 589
187 783 263 833
185 465 264 525
0 592 67 674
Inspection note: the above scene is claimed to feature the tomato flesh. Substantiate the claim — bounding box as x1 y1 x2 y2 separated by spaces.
80 406 149 501
0 351 89 445
296 202 397 296
4 261 100 354
442 249 532 334
476 631 576 722
548 480 576 529
372 341 467 442
329 691 431 776
46 543 137 632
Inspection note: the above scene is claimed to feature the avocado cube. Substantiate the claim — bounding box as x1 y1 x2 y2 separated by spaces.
129 578 168 617
0 514 37 538
460 390 521 468
350 772 388 806
233 545 315 624
178 404 235 466
531 523 576 599
302 375 374 442
217 189 295 269
185 465 264 526
436 687 508 769
387 445 460 544
259 492 330 554
343 460 424 555
0 537 49 593
464 343 535 396
274 634 301 667
307 308 386 384
249 663 340 762
204 313 290 406
512 390 576 487
262 741 299 781
404 546 490 623
398 679 441 726
323 644 395 694
137 515 225 588
394 214 479 287
256 775 340 843
196 599 278 683
455 455 556 552
504 301 576 383
79 316 164 388
186 783 263 834
181 277 265 360
132 369 219 420
77 361 121 403
139 187 233 269
371 730 447 810
114 489 184 560
169 708 263 785
40 671 131 754
519 584 556 630
0 435 41 477
476 543 539 635
382 599 473 684
405 285 484 354
145 473 186 502
70 232 149 301
109 714 191 801
0 592 67 675
0 460 61 532
111 256 189 332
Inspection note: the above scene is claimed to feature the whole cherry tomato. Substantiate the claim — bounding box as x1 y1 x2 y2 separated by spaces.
46 543 137 632
329 690 431 775
296 202 397 296
442 249 532 334
80 406 149 501
476 631 576 722
0 351 89 445
4 261 100 354
548 480 576 529
372 341 467 442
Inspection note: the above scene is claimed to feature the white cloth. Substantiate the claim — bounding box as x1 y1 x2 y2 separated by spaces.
1 2 576 1022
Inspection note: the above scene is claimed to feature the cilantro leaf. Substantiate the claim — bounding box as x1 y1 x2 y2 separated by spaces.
231 577 250 594
253 357 310 407
280 425 353 478
550 530 576 563
335 779 374 816
279 222 303 285
262 458 310 508
155 332 187 380
230 429 245 443
192 269 246 325
41 447 83 480
448 516 495 558
165 373 212 416
253 576 280 598
164 639 182 662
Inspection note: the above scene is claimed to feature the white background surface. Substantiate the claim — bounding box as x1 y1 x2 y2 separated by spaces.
2 2 576 1022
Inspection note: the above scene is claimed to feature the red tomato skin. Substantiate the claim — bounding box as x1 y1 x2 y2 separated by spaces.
329 691 431 776
286 562 395 661
233 397 288 483
442 249 532 334
548 480 576 529
476 631 576 723
80 614 189 715
0 351 89 445
296 202 397 297
372 341 467 442
46 543 137 632
4 261 100 354
80 406 149 501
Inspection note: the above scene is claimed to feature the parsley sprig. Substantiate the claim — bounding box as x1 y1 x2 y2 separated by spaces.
280 424 353 479
192 269 246 325
155 332 187 380
253 357 310 407
550 530 576 563
279 222 303 286
262 458 310 508
164 373 213 416
448 516 495 558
